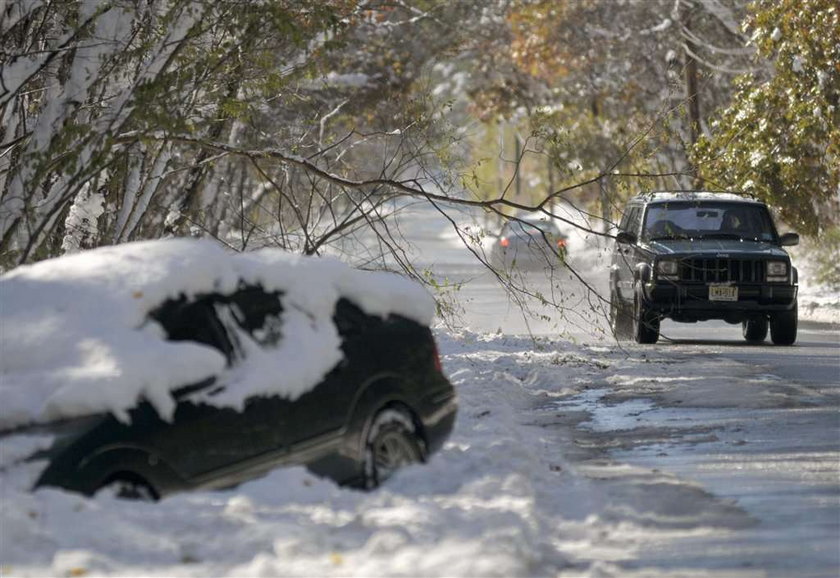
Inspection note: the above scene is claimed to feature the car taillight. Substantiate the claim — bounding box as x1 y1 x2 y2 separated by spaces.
431 338 443 373
500 237 510 247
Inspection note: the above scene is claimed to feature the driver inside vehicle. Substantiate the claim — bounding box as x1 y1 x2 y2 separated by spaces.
720 209 750 234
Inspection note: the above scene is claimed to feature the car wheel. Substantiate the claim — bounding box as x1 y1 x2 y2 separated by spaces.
98 474 158 501
742 318 768 343
770 300 798 345
609 291 632 340
633 292 660 344
363 408 425 488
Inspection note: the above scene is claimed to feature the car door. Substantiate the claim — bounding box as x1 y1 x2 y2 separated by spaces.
613 204 642 302
218 286 292 463
148 293 285 482
283 298 371 449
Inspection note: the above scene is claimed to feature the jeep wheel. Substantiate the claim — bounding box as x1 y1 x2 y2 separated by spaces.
609 292 632 340
770 301 798 345
633 293 660 344
742 318 768 343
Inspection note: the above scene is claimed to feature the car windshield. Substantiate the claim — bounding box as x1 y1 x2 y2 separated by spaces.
642 201 777 242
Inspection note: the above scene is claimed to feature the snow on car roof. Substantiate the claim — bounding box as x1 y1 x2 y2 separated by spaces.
0 238 435 430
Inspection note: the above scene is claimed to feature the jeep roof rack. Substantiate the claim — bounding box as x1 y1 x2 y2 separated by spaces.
634 190 760 201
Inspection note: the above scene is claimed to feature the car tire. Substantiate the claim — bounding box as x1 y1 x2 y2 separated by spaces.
98 474 158 501
363 407 425 488
633 292 660 344
770 301 798 345
609 292 632 340
742 318 768 343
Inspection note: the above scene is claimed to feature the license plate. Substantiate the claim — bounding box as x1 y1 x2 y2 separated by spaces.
709 284 738 301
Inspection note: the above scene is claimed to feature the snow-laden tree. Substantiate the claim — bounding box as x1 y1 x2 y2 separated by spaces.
2 0 208 263
1 0 471 269
693 0 839 236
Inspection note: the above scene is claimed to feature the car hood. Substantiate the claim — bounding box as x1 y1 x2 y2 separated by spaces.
645 239 789 258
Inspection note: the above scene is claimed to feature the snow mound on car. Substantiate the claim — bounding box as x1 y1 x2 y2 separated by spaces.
0 238 435 430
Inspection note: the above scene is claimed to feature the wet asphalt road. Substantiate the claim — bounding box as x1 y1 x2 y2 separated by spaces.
399 203 839 576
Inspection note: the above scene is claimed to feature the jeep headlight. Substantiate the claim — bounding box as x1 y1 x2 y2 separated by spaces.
656 259 679 279
767 261 787 276
767 260 788 281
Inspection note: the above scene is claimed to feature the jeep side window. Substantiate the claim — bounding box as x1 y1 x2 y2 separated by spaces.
624 207 642 236
618 206 633 232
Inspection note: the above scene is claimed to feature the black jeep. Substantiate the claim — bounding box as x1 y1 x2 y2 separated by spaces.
609 192 799 345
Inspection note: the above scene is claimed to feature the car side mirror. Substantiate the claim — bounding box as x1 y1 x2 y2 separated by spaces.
779 232 799 246
615 231 637 245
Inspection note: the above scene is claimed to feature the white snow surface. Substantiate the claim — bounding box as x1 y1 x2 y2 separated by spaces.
0 331 630 577
789 243 840 325
0 205 837 576
5 327 834 577
0 238 434 430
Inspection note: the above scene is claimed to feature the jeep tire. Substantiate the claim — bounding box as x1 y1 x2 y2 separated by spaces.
770 301 798 345
633 291 660 344
742 318 769 343
610 291 632 340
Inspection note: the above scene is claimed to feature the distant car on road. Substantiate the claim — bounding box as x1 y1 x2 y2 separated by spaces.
609 191 799 345
0 239 456 499
490 215 568 271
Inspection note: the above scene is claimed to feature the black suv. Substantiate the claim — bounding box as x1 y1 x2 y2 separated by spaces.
1 241 456 499
22 287 456 499
609 192 799 345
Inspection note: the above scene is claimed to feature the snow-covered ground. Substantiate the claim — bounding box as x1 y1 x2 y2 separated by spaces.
3 325 837 577
790 244 840 326
1 205 838 577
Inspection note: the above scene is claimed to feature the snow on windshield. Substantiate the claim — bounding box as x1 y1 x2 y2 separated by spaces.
0 238 434 430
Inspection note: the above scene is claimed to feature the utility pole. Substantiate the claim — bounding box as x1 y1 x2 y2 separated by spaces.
514 130 522 200
680 1 703 188
684 19 701 146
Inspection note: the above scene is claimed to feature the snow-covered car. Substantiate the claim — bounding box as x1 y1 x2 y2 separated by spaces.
490 215 568 270
0 239 456 499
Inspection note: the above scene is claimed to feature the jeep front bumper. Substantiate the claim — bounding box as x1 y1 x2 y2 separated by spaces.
643 282 797 321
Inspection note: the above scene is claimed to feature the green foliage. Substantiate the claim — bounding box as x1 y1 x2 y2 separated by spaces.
693 0 839 236
1 0 371 263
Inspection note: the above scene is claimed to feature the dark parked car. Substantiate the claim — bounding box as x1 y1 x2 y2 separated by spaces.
490 215 568 270
609 191 799 345
0 240 456 499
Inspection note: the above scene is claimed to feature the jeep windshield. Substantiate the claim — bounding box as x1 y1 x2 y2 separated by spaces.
642 201 778 243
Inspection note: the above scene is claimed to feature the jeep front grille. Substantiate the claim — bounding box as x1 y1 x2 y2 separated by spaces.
679 258 765 283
